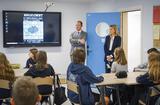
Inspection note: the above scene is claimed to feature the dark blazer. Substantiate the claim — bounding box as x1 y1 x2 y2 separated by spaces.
25 58 36 68
104 35 121 62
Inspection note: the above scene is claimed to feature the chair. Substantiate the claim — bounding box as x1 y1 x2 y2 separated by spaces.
139 84 160 105
145 84 160 105
0 79 11 105
33 77 54 105
67 80 82 105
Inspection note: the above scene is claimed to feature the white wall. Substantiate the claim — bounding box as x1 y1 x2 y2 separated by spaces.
88 0 160 64
0 0 88 74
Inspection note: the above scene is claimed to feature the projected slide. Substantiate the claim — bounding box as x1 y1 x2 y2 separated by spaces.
23 14 44 43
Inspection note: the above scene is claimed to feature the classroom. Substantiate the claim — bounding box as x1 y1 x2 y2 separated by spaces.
0 0 160 105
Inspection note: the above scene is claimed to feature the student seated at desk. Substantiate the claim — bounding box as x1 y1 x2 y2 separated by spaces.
135 48 159 70
11 76 41 105
24 50 55 103
25 48 38 68
131 52 160 105
67 48 104 105
111 47 128 73
110 48 132 104
0 52 15 105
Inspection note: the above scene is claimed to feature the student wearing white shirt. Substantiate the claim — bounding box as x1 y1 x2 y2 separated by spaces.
111 47 128 73
104 25 121 73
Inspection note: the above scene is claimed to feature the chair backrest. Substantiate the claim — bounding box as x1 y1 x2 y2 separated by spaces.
0 79 10 90
150 85 160 96
145 84 160 105
67 80 79 94
67 80 82 105
33 76 53 86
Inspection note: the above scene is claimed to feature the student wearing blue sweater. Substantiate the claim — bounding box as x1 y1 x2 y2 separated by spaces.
67 48 104 105
25 48 38 68
131 52 160 105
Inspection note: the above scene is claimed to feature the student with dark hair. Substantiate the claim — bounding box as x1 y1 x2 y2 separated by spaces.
25 48 38 68
24 50 55 103
67 48 104 105
135 47 159 69
11 76 41 105
0 52 15 104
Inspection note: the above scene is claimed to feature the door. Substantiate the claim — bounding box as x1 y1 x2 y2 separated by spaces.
122 10 141 71
86 12 121 75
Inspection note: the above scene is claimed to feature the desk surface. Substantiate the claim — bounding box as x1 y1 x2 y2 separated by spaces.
134 68 148 72
96 72 146 86
14 69 28 77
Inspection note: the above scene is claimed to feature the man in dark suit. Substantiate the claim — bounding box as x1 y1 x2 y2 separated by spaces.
104 25 121 73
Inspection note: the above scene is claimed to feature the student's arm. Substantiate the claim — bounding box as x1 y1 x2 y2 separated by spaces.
24 69 32 76
82 67 104 84
48 64 55 76
136 72 154 85
24 66 35 77
25 59 30 68
111 62 116 73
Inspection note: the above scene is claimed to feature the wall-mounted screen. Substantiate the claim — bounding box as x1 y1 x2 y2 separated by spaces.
3 10 61 47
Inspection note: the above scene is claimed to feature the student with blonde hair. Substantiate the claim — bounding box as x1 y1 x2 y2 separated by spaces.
110 48 130 104
148 52 160 82
0 52 15 104
131 52 160 105
111 47 128 73
11 76 41 105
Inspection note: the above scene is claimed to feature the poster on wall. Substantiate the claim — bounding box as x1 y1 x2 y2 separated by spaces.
153 5 160 48
153 25 160 40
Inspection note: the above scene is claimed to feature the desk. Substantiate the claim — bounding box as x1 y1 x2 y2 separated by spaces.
134 68 148 72
14 69 28 77
96 72 146 105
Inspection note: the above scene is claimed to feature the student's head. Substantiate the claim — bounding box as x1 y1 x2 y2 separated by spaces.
114 47 127 65
0 52 10 68
29 48 38 60
147 48 159 54
148 52 160 82
72 48 85 64
109 24 119 35
0 52 14 81
36 50 47 69
76 20 83 31
11 76 40 105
